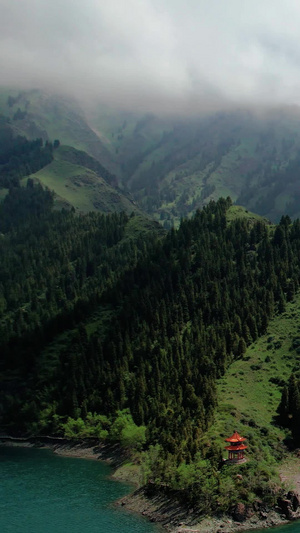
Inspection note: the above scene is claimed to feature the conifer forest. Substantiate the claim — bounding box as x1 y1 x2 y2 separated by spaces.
1 165 300 511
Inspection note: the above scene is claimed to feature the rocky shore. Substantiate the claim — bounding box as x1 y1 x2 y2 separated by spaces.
117 485 300 533
1 436 300 533
0 435 127 465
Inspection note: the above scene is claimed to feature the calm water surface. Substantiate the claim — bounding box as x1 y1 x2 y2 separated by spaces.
0 446 159 533
2 447 300 533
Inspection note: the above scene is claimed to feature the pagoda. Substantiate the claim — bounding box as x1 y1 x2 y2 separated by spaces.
225 431 247 463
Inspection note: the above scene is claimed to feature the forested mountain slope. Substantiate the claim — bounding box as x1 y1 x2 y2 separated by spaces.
90 106 300 224
0 183 162 353
3 87 300 514
3 88 300 224
0 88 117 174
0 114 55 189
0 95 141 215
1 190 300 512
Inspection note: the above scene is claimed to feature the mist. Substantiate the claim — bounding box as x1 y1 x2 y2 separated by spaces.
1 0 300 114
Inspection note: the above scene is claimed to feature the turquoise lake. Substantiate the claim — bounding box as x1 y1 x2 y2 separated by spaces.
2 446 300 533
0 446 159 533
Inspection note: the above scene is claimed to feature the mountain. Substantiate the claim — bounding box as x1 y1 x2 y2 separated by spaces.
29 145 142 214
1 192 299 518
3 88 300 223
0 87 117 174
3 86 300 520
0 89 144 216
89 106 300 224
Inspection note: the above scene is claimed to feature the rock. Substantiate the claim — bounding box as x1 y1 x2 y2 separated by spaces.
177 530 199 533
278 491 300 519
252 500 263 512
287 491 300 511
278 498 295 520
232 502 247 522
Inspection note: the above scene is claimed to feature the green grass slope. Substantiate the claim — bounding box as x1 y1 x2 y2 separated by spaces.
206 292 300 467
30 145 141 214
226 205 270 224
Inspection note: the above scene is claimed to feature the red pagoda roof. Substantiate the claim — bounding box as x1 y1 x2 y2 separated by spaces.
225 444 247 451
225 431 247 443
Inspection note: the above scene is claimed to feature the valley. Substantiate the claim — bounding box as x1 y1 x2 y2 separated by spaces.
3 89 300 225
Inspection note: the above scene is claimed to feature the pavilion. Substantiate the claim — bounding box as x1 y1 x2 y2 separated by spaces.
225 431 247 463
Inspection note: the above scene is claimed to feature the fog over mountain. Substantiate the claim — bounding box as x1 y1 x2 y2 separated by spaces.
1 0 300 113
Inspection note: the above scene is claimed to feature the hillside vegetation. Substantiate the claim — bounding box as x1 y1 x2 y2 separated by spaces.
3 89 300 224
0 96 141 216
1 190 300 515
3 87 300 518
90 106 300 224
210 293 300 452
0 88 117 174
30 145 141 214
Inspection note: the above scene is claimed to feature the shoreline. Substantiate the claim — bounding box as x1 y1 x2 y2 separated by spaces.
0 436 297 533
117 487 292 533
0 435 128 463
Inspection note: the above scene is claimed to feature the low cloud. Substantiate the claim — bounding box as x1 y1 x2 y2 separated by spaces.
1 0 300 113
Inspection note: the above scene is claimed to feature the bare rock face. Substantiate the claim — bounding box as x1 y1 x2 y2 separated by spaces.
287 491 300 511
252 500 263 512
278 498 296 520
232 502 247 522
277 490 300 520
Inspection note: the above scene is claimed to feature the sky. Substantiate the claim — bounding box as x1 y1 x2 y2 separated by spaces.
1 0 300 113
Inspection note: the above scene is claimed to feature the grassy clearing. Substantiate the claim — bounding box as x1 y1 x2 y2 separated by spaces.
208 293 300 459
30 146 140 214
31 158 99 212
226 205 269 224
279 455 300 491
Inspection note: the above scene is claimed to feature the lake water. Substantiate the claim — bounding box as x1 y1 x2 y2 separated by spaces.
2 446 300 533
0 446 159 533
